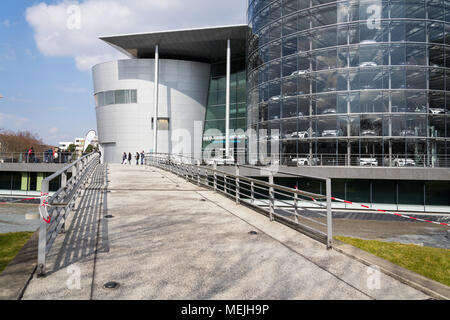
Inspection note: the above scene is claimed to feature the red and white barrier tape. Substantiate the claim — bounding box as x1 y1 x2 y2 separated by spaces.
330 196 449 227
0 193 51 224
294 186 449 227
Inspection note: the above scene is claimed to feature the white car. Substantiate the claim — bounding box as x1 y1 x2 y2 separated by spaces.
291 157 319 166
359 157 378 166
291 130 317 138
393 158 416 167
206 156 235 165
429 108 446 114
269 95 282 102
322 129 342 137
290 70 309 76
359 61 378 67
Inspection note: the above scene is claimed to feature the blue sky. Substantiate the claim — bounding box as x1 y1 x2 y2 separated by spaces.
0 0 245 145
0 0 96 145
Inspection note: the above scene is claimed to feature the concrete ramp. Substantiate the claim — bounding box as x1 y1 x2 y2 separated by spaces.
22 164 430 300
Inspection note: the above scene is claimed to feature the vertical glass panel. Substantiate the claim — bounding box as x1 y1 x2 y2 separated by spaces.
391 44 406 65
428 22 444 44
298 96 310 116
428 0 445 20
283 36 297 57
406 91 427 113
406 44 427 66
428 45 445 67
105 91 115 106
405 21 426 42
115 90 126 104
391 21 406 42
391 91 407 112
406 67 427 89
429 68 445 90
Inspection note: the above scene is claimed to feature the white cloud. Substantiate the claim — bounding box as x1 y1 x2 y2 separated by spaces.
0 113 30 129
25 0 246 71
49 127 59 134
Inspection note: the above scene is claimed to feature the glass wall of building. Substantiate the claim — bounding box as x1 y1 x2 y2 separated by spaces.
247 0 450 167
203 59 247 161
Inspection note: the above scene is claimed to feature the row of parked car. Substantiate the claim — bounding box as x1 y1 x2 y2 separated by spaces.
289 156 416 167
261 128 422 140
200 155 417 167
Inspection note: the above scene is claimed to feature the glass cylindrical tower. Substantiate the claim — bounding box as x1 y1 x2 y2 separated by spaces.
247 0 450 167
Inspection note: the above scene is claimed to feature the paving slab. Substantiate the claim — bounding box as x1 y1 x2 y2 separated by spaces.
22 164 430 300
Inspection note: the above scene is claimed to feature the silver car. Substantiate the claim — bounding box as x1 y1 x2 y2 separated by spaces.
393 158 416 167
360 61 378 67
429 108 446 114
399 130 415 136
322 108 337 115
361 129 377 136
291 157 319 166
322 129 342 137
206 156 235 165
290 70 309 76
358 157 378 166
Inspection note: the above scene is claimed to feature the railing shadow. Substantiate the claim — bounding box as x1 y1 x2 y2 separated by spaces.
47 164 109 275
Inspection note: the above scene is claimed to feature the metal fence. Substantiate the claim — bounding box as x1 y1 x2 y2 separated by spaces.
0 152 75 164
37 152 100 276
147 153 333 249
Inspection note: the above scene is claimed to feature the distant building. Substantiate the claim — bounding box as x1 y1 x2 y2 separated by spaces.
59 142 72 151
59 136 98 154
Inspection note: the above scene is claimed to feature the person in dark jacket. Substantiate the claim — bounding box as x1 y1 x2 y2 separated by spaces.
128 152 132 165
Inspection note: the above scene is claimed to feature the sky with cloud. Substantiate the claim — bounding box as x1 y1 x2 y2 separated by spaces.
0 0 246 145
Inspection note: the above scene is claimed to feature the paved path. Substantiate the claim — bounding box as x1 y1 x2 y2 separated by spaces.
22 164 430 300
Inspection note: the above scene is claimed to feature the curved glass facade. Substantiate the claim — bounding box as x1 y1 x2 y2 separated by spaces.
247 0 450 167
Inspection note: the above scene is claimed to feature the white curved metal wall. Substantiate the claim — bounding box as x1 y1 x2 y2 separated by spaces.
93 59 210 163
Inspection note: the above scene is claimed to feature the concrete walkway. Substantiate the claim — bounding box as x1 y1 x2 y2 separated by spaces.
22 164 430 300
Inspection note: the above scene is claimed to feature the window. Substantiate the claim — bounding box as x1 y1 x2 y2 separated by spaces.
94 89 137 107
151 117 170 131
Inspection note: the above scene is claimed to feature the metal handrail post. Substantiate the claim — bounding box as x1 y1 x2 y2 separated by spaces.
197 164 200 186
294 192 299 224
37 179 49 276
213 162 217 192
251 181 255 205
235 164 240 204
60 171 67 233
269 172 274 221
326 178 333 249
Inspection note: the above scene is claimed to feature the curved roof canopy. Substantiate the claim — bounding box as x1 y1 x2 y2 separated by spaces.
100 25 249 63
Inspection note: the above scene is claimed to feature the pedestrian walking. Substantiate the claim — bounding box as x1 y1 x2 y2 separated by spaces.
122 152 127 164
135 152 139 165
26 147 33 163
128 152 132 165
140 151 145 165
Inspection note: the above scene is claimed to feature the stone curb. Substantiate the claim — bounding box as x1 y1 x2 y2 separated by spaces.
333 239 450 300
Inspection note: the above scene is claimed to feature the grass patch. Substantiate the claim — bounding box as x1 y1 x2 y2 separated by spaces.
0 232 34 274
335 236 450 287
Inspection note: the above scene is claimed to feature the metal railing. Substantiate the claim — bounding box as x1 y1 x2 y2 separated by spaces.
37 152 100 276
0 152 75 164
147 153 333 249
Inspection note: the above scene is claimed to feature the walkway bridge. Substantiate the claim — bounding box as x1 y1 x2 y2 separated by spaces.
15 154 436 299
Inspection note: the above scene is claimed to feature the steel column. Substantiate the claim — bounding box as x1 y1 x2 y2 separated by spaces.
153 44 160 154
225 39 231 157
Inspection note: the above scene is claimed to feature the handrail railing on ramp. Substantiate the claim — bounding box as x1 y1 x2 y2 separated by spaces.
37 152 100 276
146 153 333 249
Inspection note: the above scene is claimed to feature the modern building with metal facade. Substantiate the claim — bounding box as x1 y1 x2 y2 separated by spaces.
93 25 248 164
247 0 450 168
